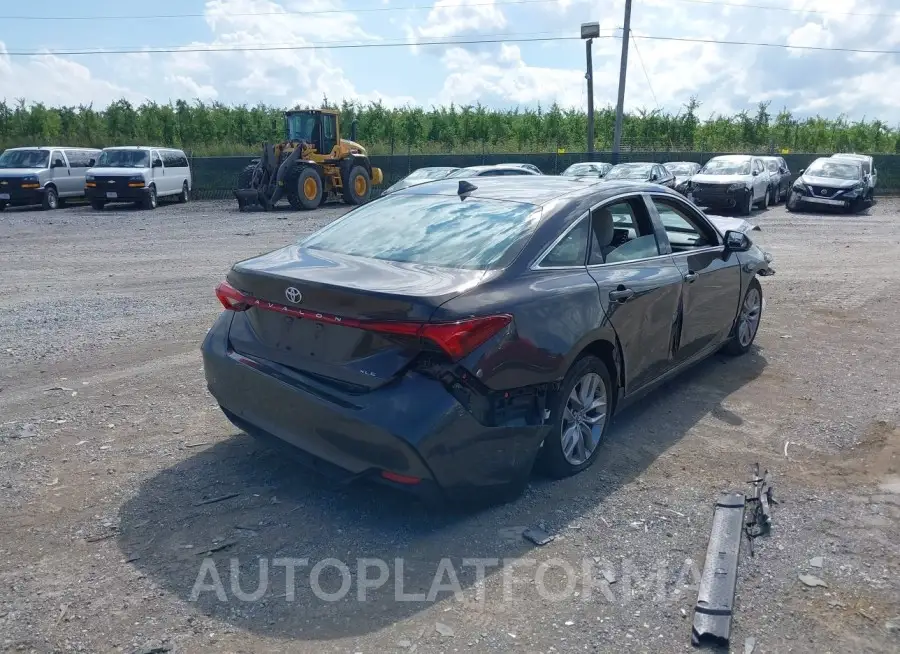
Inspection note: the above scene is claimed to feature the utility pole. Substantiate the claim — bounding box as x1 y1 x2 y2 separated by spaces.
612 0 632 165
581 22 600 156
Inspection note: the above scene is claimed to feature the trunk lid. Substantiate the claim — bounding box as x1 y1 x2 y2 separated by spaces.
225 245 489 390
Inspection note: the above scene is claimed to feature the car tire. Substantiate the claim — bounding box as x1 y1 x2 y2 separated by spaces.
723 278 763 356
740 190 753 216
90 199 105 210
539 355 613 479
41 186 59 211
141 185 158 210
0 201 7 211
757 188 769 210
178 181 189 203
785 192 799 212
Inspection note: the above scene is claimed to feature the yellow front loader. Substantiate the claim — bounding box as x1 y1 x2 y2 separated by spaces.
234 108 383 213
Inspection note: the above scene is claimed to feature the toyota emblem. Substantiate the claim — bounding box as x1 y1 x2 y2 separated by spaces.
285 287 303 304
820 189 828 195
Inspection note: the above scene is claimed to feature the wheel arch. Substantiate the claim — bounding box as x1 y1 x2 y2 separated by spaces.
569 337 623 412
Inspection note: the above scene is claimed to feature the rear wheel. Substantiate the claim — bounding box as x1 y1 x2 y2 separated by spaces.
757 187 769 209
141 185 158 210
178 181 189 203
90 199 105 210
286 165 322 210
41 186 59 210
723 278 762 356
539 356 613 479
342 165 371 205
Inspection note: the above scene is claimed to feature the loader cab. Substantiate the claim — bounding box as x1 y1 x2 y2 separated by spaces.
285 110 338 156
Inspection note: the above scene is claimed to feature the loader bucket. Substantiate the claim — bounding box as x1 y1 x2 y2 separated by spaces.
234 188 267 212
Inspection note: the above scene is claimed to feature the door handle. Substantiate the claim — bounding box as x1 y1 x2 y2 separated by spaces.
609 287 635 302
684 271 698 283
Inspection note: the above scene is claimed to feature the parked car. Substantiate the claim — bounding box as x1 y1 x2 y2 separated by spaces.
759 156 792 203
830 153 876 201
380 167 460 196
446 164 541 178
786 157 871 213
85 146 192 210
561 162 613 178
202 176 773 503
507 163 543 174
602 162 676 189
688 155 771 215
662 161 701 196
0 146 101 211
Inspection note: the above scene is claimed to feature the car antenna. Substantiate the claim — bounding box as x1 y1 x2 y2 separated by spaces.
457 180 477 199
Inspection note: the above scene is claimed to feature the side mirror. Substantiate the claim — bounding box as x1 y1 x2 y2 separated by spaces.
724 229 752 253
52 158 65 169
798 168 805 175
152 159 163 168
751 169 759 176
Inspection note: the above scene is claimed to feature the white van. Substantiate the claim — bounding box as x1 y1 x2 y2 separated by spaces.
0 146 101 210
85 146 192 210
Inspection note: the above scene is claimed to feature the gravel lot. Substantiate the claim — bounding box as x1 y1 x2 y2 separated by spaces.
1 197 898 654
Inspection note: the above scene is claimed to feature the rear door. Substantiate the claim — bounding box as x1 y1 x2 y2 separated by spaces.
63 150 90 196
49 150 78 196
585 194 684 393
646 193 742 363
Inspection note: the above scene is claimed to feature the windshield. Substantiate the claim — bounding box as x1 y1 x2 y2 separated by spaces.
700 159 751 175
664 163 696 175
0 149 48 169
299 194 541 270
446 167 482 178
96 149 149 168
806 160 860 180
404 168 457 182
605 164 652 180
562 164 600 176
764 160 780 172
286 113 318 141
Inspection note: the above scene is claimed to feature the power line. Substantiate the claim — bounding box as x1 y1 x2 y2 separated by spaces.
5 31 900 57
662 0 900 19
629 35 659 110
4 0 563 21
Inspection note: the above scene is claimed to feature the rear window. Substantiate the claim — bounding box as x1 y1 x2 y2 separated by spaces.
300 193 541 270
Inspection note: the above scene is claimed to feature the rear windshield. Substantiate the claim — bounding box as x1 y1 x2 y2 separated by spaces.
299 193 541 270
96 149 149 168
563 163 599 176
664 163 696 175
446 167 482 178
700 159 751 175
0 149 48 169
405 168 456 181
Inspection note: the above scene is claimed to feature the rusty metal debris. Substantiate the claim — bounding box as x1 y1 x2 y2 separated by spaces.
745 463 777 555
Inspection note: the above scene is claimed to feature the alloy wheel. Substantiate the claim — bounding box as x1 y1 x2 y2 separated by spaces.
738 287 762 347
560 372 607 466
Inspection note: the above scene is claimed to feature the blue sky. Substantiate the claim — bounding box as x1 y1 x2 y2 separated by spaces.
2 0 899 120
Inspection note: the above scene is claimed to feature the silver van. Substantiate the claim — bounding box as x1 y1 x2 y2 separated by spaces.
85 146 192 210
0 146 101 211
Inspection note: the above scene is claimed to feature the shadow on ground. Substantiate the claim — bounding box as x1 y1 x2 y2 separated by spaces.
117 349 767 641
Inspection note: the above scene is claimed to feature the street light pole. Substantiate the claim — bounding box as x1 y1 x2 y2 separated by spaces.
612 0 633 165
581 22 600 157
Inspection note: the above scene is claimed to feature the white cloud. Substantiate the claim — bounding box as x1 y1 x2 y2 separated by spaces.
417 0 507 39
786 23 835 54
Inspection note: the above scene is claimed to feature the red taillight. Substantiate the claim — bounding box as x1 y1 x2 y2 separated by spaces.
380 470 422 485
213 279 511 359
215 281 251 311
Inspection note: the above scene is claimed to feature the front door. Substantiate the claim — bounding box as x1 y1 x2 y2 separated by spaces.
321 113 338 155
150 150 165 192
586 195 684 393
647 194 743 363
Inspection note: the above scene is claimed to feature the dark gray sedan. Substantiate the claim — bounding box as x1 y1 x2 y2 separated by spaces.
202 177 773 503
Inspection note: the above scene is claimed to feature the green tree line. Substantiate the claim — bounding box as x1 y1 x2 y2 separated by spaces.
1 96 898 156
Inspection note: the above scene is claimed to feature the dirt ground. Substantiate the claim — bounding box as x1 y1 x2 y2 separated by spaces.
1 196 898 654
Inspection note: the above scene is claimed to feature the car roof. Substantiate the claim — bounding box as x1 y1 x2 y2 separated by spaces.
395 176 675 206
662 161 698 166
6 146 100 151
759 155 782 160
831 153 871 160
811 156 861 167
709 154 754 161
102 146 177 151
613 161 655 166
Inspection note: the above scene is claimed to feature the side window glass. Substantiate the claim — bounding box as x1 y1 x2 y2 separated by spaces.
589 199 660 265
64 150 83 167
179 153 190 167
152 151 161 167
539 217 590 268
51 151 65 168
651 197 717 251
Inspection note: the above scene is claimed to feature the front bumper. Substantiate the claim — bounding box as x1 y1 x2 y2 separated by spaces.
0 186 46 206
200 312 546 502
690 184 750 208
85 185 150 202
790 185 863 208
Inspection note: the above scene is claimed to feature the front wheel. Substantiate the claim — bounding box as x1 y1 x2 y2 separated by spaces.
739 190 753 216
90 199 105 210
785 191 799 212
0 201 7 211
41 186 59 210
342 165 371 205
539 356 613 479
723 278 763 356
141 185 158 210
